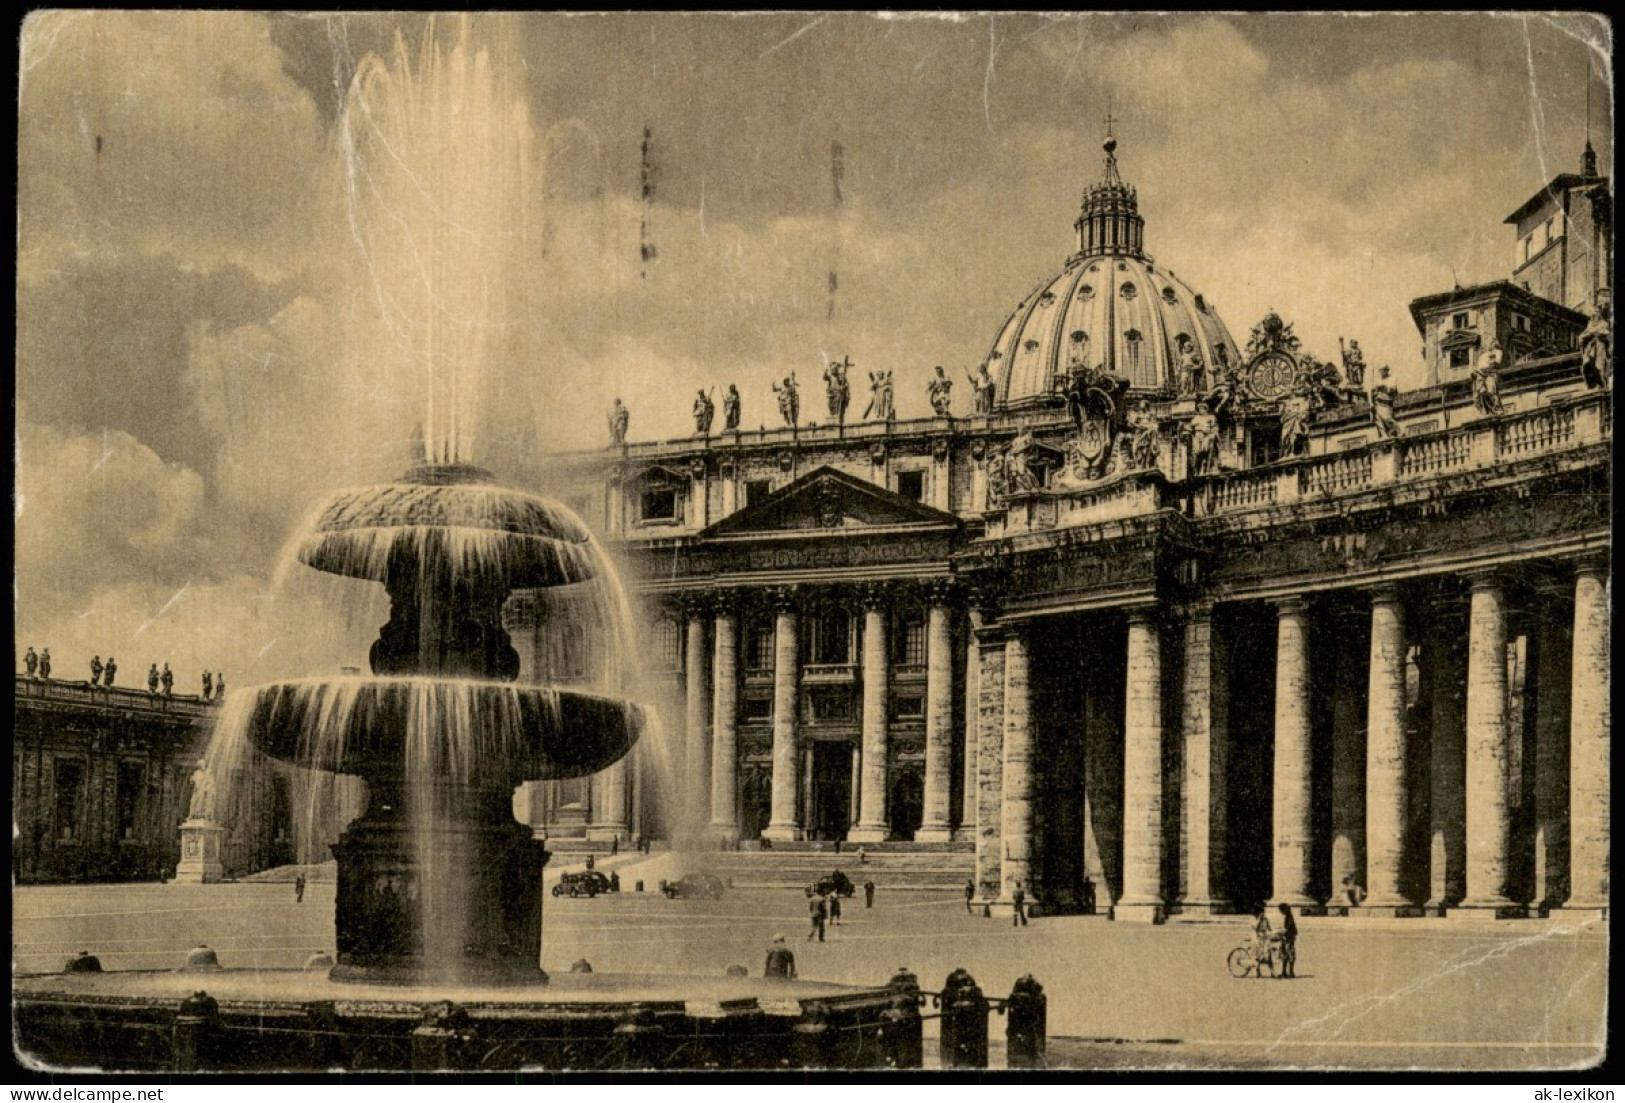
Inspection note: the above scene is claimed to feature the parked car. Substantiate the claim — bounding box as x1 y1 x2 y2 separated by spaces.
553 870 611 898
806 870 855 898
662 873 727 899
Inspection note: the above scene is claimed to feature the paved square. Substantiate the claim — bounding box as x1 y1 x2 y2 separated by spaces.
13 868 1606 1072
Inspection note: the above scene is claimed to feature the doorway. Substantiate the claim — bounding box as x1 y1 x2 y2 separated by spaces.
888 769 924 840
808 742 853 842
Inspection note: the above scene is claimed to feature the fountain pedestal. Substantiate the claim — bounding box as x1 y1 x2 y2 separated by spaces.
173 820 226 884
330 786 550 985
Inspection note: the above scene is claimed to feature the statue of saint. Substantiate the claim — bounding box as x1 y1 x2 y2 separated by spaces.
864 370 895 422
608 398 630 445
722 384 741 430
1371 384 1400 438
928 365 954 416
1176 335 1205 396
1472 352 1504 415
772 374 801 427
1340 338 1367 389
1186 402 1220 476
823 358 851 424
966 363 995 414
1279 384 1314 456
1581 291 1612 390
693 389 715 435
188 761 214 821
1128 400 1161 469
1007 433 1039 491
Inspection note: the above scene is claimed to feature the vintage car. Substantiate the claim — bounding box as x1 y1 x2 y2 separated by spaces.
662 873 727 899
552 870 612 898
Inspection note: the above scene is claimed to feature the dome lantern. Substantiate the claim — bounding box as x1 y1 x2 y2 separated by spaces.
1074 127 1145 259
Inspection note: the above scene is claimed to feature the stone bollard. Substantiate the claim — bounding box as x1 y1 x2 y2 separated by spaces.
791 1002 833 1069
614 1005 664 1070
879 992 923 1069
570 959 594 973
412 1002 477 1071
64 951 103 973
938 969 989 1069
172 990 219 1071
303 951 334 971
183 944 221 971
1005 974 1047 1069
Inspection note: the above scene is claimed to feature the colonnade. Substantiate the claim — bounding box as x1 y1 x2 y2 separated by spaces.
675 583 964 842
970 557 1609 920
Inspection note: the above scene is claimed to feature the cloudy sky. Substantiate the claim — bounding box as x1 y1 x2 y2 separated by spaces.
14 11 1612 685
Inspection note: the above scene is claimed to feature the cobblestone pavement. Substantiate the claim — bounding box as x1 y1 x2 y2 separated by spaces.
13 880 1607 1072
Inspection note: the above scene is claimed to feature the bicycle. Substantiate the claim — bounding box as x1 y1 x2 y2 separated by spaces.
1227 936 1278 979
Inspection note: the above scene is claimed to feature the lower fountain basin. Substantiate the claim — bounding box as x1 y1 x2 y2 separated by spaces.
244 677 644 786
15 969 903 1071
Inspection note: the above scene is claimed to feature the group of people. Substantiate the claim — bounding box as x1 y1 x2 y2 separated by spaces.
20 647 224 702
618 359 1015 443
1253 903 1299 979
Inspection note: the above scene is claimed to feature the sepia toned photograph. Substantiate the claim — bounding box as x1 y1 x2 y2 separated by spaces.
12 11 1611 1076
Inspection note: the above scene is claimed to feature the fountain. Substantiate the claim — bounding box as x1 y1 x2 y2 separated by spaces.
14 18 907 1070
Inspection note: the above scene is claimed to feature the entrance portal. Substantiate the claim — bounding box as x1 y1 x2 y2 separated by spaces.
808 741 853 842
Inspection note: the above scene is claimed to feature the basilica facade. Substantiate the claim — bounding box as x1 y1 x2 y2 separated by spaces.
523 136 1612 921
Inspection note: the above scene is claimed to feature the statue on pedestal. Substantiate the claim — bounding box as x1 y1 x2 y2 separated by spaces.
773 374 801 428
863 370 895 422
1176 335 1205 396
1371 383 1400 438
723 384 742 430
1279 383 1314 457
1339 338 1367 389
1472 344 1505 415
824 358 851 424
693 389 715 435
965 363 996 414
928 366 954 417
1581 290 1612 390
1185 401 1220 476
608 398 630 445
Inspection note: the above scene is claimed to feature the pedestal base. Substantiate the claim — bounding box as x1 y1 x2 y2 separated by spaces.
174 820 226 884
912 827 954 844
585 824 629 843
846 826 889 844
1113 901 1164 924
761 824 800 842
1354 903 1426 919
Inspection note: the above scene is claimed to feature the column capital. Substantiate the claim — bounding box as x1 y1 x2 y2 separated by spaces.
681 590 714 619
1124 604 1162 628
1274 595 1310 617
767 584 801 613
923 578 960 608
1570 551 1611 580
1463 566 1510 592
709 589 741 618
860 582 892 611
1367 582 1405 606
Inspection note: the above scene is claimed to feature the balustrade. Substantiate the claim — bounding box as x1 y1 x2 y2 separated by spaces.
1497 407 1574 458
1397 430 1471 477
1301 451 1373 495
1211 471 1278 511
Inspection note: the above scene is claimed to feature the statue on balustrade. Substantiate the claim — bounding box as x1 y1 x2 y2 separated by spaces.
723 384 742 430
1007 433 1041 492
1581 290 1612 390
1185 401 1220 476
1339 338 1367 390
927 365 954 417
1175 334 1206 396
985 448 1010 504
1472 345 1505 415
608 398 630 445
1126 400 1161 470
1279 383 1314 457
693 389 715 435
773 373 801 428
1302 356 1347 409
1371 384 1401 439
965 362 997 414
863 370 895 422
824 357 852 424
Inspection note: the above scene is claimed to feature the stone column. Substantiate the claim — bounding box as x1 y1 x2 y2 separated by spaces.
684 605 712 830
1461 572 1514 912
1178 605 1228 915
959 623 981 838
1271 598 1316 907
972 626 1005 900
1118 608 1164 923
1566 561 1610 913
709 599 740 839
1363 586 1415 914
764 590 802 842
588 759 629 841
917 588 956 842
1531 580 1570 912
851 590 892 843
1426 598 1467 912
999 623 1034 907
1328 609 1367 910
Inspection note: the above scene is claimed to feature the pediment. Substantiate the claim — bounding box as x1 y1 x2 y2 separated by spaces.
701 465 961 539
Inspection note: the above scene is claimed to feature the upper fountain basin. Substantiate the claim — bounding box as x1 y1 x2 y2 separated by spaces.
243 677 645 787
296 466 598 589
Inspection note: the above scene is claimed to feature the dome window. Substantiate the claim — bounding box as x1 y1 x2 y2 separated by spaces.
1023 339 1041 353
1088 264 1100 274
990 350 1003 360
1121 282 1138 301
1162 287 1179 305
1125 329 1143 373
1194 294 1208 313
1117 263 1128 272
1038 291 1057 307
1070 330 1088 344
1077 284 1095 300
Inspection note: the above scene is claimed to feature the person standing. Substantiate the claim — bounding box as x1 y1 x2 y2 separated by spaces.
827 890 842 927
160 663 173 695
147 664 160 694
857 846 867 866
863 879 875 909
294 873 306 903
1252 907 1274 977
90 656 104 686
103 656 117 688
807 893 827 942
964 879 975 913
764 935 796 979
1276 903 1298 980
24 647 38 678
38 649 52 680
202 671 213 701
1011 881 1028 927
611 835 619 856
610 871 621 893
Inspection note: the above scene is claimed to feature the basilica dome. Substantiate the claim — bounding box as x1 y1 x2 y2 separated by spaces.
986 135 1242 406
